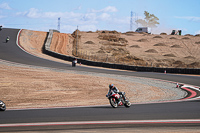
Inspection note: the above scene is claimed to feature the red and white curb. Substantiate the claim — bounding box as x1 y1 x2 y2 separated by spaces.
1 119 200 127
181 84 200 100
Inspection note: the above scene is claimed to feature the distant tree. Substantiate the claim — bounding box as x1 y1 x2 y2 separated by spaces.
136 11 159 28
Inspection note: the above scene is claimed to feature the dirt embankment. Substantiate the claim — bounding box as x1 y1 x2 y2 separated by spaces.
19 29 47 56
19 29 74 62
20 29 200 69
75 31 200 68
50 32 74 56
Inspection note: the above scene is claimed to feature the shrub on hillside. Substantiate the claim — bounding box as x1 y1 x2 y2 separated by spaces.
171 44 182 48
153 35 162 38
84 41 95 44
137 39 148 42
145 49 158 53
154 43 167 46
160 33 167 35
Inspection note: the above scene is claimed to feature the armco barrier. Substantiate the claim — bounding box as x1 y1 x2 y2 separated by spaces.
43 30 200 75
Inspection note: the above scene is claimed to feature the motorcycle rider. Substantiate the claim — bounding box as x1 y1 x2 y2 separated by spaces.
107 84 122 105
6 36 10 43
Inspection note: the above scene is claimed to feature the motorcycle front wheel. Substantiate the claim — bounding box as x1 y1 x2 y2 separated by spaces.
0 100 6 111
123 97 131 108
109 98 118 108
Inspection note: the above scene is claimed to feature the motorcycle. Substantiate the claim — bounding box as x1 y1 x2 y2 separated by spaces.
6 37 9 43
0 100 6 111
106 90 131 108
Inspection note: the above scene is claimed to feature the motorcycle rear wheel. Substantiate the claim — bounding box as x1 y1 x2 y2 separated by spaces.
109 98 118 108
0 100 6 111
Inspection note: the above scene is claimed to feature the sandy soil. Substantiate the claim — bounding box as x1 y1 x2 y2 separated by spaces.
77 31 200 68
50 32 74 56
0 61 174 109
19 29 71 64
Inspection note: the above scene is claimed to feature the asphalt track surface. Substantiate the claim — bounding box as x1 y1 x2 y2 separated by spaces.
0 28 200 132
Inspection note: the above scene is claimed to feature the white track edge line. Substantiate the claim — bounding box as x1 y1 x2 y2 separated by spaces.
1 119 200 127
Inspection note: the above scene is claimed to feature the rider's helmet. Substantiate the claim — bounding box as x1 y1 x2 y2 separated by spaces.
109 84 114 89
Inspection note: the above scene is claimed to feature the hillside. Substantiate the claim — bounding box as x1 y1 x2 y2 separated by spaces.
20 29 200 68
76 31 200 68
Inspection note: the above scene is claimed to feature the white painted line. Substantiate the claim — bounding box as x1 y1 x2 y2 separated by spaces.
1 119 200 127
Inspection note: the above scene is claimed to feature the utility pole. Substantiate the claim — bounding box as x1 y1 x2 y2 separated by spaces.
76 26 78 56
130 11 133 31
130 11 138 31
57 17 60 31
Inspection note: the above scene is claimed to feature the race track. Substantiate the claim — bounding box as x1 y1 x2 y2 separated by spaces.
0 28 200 132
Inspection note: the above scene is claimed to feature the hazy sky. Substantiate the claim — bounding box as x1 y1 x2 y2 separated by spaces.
0 0 200 35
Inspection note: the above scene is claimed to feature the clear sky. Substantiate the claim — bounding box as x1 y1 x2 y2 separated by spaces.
0 0 200 35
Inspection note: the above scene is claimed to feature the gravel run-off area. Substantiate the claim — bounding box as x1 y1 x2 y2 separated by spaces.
0 59 186 109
